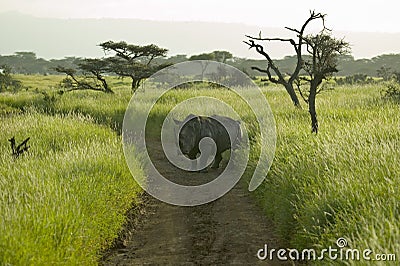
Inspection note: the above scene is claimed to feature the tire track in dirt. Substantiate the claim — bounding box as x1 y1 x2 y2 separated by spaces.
101 140 292 265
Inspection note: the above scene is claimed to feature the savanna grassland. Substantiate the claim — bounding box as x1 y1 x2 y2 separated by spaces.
261 85 399 261
1 74 399 264
0 76 143 265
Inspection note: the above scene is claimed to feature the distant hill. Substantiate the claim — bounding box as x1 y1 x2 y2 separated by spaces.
1 11 400 60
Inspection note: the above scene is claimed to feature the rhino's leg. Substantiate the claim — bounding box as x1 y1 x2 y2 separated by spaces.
211 152 222 169
198 143 216 173
188 151 198 171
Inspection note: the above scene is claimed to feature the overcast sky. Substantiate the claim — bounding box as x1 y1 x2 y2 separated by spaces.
1 0 399 33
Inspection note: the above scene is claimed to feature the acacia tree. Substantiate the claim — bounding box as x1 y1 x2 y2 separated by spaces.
212 50 233 63
297 32 350 133
78 58 113 93
99 41 168 92
189 52 215 79
55 58 113 94
244 11 326 107
189 51 233 80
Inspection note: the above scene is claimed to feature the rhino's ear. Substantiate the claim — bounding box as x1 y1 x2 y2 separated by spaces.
173 118 182 125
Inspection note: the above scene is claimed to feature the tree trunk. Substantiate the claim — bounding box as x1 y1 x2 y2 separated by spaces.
284 83 302 108
200 63 208 80
308 84 318 134
131 78 140 93
98 76 113 94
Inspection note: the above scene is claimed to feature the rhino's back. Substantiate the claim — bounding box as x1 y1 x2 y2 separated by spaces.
199 116 240 152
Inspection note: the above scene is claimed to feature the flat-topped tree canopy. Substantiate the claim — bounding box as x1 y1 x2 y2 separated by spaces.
99 41 168 63
99 41 169 92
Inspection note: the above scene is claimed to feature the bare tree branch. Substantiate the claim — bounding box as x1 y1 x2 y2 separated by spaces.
251 66 279 83
244 40 286 83
246 35 297 46
244 10 330 109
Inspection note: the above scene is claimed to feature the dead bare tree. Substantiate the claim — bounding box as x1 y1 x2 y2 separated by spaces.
245 11 350 133
296 32 350 133
244 11 327 108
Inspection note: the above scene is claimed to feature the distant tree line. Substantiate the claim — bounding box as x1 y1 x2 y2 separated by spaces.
0 52 79 75
1 50 400 78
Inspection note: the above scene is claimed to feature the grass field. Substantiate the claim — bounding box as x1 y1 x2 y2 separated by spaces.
1 75 399 264
261 85 399 261
0 76 143 265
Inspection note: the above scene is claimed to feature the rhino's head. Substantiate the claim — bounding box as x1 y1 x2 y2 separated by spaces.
174 114 201 156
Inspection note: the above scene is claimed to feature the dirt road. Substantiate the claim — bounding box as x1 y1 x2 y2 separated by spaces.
101 141 291 265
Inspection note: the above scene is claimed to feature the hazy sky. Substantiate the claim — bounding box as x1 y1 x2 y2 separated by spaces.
1 0 399 33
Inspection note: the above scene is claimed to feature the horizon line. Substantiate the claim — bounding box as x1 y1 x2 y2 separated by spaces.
2 10 400 35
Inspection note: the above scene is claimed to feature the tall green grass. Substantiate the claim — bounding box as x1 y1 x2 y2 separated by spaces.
139 83 399 264
1 75 399 264
256 85 400 264
0 112 142 265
